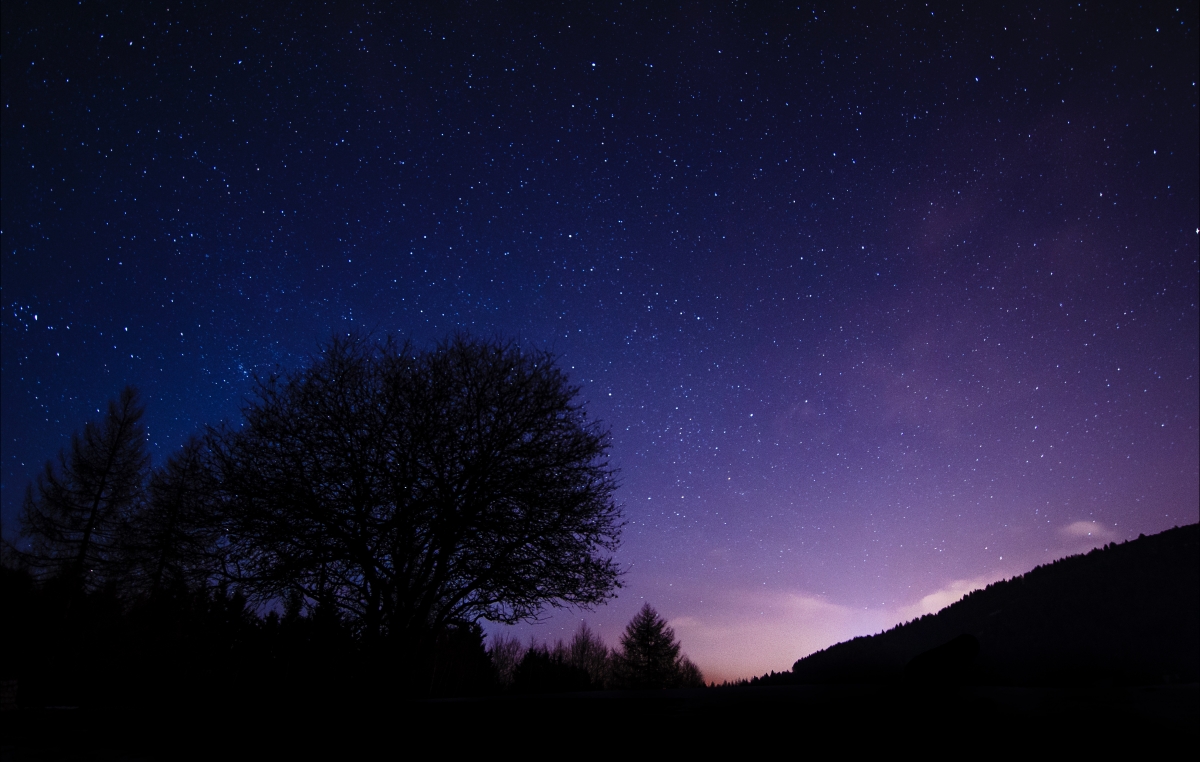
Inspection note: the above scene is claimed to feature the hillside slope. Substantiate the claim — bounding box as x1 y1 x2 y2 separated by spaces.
788 524 1199 685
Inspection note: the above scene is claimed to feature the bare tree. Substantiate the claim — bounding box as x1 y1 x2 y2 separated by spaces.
18 386 149 591
565 621 613 688
677 655 706 689
487 634 525 688
211 334 624 648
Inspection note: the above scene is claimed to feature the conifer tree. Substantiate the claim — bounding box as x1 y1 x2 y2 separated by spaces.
614 603 704 689
18 386 149 591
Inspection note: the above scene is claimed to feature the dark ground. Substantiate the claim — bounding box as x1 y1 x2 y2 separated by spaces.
5 527 1196 757
2 681 1196 759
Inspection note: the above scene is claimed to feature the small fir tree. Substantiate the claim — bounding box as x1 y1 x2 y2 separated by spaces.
614 603 704 689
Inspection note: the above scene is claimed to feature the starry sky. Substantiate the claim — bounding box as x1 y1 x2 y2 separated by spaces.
3 3 1197 681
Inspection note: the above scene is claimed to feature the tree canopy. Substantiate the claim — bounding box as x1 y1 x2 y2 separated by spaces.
210 334 624 643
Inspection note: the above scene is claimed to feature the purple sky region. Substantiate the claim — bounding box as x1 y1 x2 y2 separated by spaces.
3 3 1197 681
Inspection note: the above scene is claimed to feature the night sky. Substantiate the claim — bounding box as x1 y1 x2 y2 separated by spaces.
3 3 1197 682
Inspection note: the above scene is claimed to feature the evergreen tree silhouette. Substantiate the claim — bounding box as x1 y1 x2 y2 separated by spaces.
18 386 149 592
614 603 703 689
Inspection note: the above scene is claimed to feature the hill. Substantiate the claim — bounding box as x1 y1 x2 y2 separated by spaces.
780 524 1199 685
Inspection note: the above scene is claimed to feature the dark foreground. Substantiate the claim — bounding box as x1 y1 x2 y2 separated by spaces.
3 682 1196 758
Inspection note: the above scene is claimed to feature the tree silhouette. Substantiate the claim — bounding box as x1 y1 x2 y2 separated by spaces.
512 642 593 693
209 334 624 651
614 603 705 689
565 621 612 688
18 386 149 591
487 634 525 688
120 436 225 599
492 622 615 693
677 655 705 688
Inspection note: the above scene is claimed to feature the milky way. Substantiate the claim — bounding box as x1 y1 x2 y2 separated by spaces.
3 4 1196 680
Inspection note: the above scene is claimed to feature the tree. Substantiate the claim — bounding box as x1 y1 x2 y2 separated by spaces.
210 334 623 649
614 603 704 689
120 436 225 599
511 641 593 693
18 386 149 591
487 634 525 688
564 621 612 688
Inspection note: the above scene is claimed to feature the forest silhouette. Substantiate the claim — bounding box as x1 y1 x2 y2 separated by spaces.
2 335 708 708
1 334 1196 754
763 523 1200 687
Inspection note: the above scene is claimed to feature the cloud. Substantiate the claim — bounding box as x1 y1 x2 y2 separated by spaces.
894 575 1003 622
1059 520 1118 542
668 590 893 684
671 575 1008 684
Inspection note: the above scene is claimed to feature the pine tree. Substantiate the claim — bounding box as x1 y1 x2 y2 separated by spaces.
614 603 703 689
18 386 149 591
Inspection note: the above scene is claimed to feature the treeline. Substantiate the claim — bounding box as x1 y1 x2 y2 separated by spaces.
1 334 707 707
489 606 704 693
1 561 702 708
749 524 1200 687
